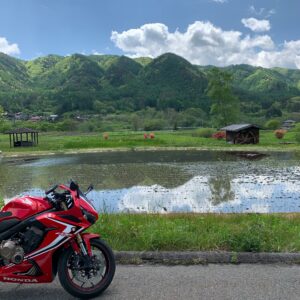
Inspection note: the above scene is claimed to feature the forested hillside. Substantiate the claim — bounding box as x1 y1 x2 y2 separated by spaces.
0 52 300 123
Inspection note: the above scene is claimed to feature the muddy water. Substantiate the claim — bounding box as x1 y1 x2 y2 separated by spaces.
0 150 300 213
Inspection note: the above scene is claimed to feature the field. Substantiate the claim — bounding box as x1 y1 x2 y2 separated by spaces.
0 129 300 156
1 130 300 253
93 213 300 252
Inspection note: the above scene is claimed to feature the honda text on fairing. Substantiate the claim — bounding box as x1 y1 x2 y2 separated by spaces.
0 180 115 299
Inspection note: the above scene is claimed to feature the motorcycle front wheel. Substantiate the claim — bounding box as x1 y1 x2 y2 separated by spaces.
58 238 116 299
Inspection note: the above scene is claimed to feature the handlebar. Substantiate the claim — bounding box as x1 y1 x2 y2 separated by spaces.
45 185 58 195
44 181 94 210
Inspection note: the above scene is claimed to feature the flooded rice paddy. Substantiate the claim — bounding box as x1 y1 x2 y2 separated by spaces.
1 150 300 213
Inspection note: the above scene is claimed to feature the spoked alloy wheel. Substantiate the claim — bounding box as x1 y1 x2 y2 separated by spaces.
58 238 116 299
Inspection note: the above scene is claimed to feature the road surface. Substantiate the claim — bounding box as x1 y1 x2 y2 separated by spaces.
1 264 300 299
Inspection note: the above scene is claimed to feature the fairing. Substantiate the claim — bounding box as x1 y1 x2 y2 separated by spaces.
2 196 52 220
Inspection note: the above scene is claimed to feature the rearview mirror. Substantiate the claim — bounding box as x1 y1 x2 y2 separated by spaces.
85 184 94 195
70 180 79 191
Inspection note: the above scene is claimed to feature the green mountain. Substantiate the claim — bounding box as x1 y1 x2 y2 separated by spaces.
0 51 300 116
139 53 208 110
104 55 142 86
200 64 300 100
134 57 153 66
0 52 29 91
28 54 104 90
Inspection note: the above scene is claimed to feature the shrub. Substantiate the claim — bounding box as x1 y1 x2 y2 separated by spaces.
192 128 215 138
56 119 78 131
274 129 286 139
212 131 226 140
143 119 165 131
292 123 300 132
37 122 57 132
265 119 280 130
295 132 300 143
0 121 13 133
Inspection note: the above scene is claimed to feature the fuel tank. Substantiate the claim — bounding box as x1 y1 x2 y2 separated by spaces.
1 196 52 220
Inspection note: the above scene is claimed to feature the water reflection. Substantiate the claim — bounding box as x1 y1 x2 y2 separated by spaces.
94 173 300 213
1 151 300 213
208 175 235 206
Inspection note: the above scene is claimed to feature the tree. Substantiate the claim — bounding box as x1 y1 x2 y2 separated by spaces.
206 68 240 127
265 119 280 130
265 106 282 118
0 105 4 125
131 114 141 131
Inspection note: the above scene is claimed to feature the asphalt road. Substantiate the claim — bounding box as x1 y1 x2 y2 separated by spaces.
1 264 300 300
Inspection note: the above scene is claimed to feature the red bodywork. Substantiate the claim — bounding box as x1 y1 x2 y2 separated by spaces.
0 185 99 283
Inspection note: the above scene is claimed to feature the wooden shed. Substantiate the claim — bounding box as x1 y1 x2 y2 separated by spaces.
221 124 260 144
6 128 39 148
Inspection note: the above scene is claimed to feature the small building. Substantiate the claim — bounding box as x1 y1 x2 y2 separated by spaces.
221 124 260 144
282 120 296 130
49 114 59 122
6 128 39 148
30 116 42 122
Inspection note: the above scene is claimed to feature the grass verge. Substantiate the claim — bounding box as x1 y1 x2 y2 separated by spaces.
92 213 300 252
0 130 300 156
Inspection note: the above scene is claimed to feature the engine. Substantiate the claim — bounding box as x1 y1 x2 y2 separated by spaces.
0 240 24 264
0 226 44 265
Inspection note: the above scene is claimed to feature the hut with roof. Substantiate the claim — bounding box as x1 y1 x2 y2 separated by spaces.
6 128 39 147
221 124 260 144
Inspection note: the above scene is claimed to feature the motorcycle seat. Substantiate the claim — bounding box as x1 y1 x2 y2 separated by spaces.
0 217 20 233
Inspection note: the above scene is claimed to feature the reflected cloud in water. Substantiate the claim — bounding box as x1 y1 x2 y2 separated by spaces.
95 175 300 213
9 173 300 214
1 151 300 214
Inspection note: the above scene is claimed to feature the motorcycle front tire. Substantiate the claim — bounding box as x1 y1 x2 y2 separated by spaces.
58 238 116 299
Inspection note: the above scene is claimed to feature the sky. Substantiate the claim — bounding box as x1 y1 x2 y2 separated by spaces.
0 0 299 68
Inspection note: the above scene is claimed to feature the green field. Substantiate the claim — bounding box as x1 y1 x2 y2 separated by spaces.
93 213 300 252
0 129 300 156
1 130 300 254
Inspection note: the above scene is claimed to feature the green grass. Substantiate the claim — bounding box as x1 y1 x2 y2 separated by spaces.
93 213 300 252
0 129 300 155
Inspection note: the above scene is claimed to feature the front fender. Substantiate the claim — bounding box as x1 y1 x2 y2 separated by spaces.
82 233 100 256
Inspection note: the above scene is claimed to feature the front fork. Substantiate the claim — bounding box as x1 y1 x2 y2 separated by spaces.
76 234 88 256
70 233 100 257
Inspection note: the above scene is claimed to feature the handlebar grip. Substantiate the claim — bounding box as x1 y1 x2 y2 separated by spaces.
45 185 58 195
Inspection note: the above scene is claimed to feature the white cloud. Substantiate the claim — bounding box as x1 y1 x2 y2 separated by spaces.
249 5 264 15
241 18 271 32
265 9 276 18
111 21 300 69
211 0 227 3
254 40 300 69
0 37 20 56
249 5 276 18
91 50 103 55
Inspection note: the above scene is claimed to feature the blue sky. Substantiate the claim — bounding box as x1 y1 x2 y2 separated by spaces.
0 0 299 68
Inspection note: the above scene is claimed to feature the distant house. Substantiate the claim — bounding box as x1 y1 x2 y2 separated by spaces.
15 112 28 120
30 116 42 122
49 114 59 122
221 124 260 144
282 120 296 130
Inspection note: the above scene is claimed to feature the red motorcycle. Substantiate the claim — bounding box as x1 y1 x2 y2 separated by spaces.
0 180 115 299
